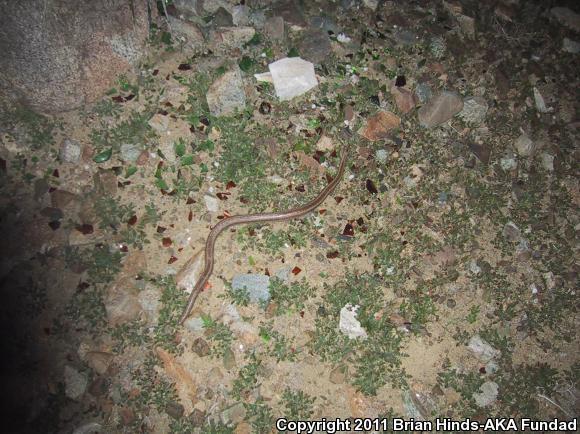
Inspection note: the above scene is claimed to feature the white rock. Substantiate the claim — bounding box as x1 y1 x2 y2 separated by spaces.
339 304 368 340
64 365 88 400
268 57 318 101
533 87 548 113
514 133 535 157
468 335 500 362
204 193 220 212
540 152 554 172
60 139 82 163
562 38 580 54
473 381 499 408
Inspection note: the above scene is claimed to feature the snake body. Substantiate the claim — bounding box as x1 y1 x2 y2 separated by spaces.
179 141 350 325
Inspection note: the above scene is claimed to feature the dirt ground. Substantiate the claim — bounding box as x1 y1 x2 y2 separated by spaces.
0 0 578 433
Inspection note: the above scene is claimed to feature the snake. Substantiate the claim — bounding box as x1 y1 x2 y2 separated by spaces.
178 138 351 325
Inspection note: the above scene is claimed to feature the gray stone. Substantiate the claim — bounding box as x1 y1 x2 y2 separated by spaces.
418 91 464 127
264 16 285 41
60 139 82 163
563 38 580 54
210 27 256 50
514 133 535 157
467 335 500 362
206 66 246 116
64 365 88 400
310 15 339 35
232 273 270 303
415 83 432 104
232 5 250 26
459 96 488 126
203 193 220 212
299 28 332 64
551 7 580 32
473 381 499 408
166 16 206 49
502 222 521 242
213 7 233 27
221 402 246 425
393 30 418 46
271 0 306 28
120 143 142 163
184 316 205 332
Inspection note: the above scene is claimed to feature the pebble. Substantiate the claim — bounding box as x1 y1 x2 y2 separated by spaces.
120 143 142 163
339 304 367 339
459 96 488 125
418 91 464 127
206 66 247 116
473 381 499 408
468 335 500 362
60 138 82 163
513 133 535 157
232 273 270 303
204 193 220 212
360 110 401 141
64 365 88 400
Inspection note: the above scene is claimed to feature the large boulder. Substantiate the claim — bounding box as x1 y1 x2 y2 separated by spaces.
0 0 151 113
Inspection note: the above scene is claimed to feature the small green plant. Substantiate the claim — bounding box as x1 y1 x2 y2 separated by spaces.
65 285 107 332
202 314 234 357
259 323 297 362
86 244 124 283
268 277 316 314
154 277 188 353
232 352 262 400
281 388 316 419
1 105 56 148
244 397 273 434
95 197 135 231
466 305 480 324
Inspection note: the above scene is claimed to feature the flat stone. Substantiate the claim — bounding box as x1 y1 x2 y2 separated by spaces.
221 402 246 425
264 16 285 41
563 38 580 54
64 365 88 400
104 277 141 326
360 111 401 141
167 16 205 49
60 138 82 163
211 27 256 50
232 5 250 26
415 82 432 104
232 273 270 303
514 133 535 157
93 169 118 196
459 96 488 126
418 91 463 127
473 381 499 408
206 66 246 116
391 86 416 114
468 141 492 164
120 143 142 163
269 57 318 101
468 335 500 362
299 28 331 64
213 7 233 27
203 193 220 212
148 113 169 133
85 351 114 375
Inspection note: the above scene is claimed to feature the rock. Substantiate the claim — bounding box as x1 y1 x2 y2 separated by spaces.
467 335 500 362
468 141 491 164
514 133 535 157
165 401 185 420
34 178 50 200
148 113 169 133
268 57 318 101
500 153 517 171
211 27 256 50
166 16 205 49
473 381 499 408
188 408 206 427
120 143 142 163
502 222 521 242
232 5 250 26
72 422 104 434
85 351 114 375
184 316 205 332
533 87 548 113
232 274 270 303
271 0 306 28
51 190 79 210
299 28 331 64
64 365 88 400
391 87 416 114
539 152 554 172
393 29 418 46
375 149 389 163
311 15 339 35
316 135 335 152
176 251 204 294
221 402 246 425
104 278 141 326
213 7 233 27
192 337 210 357
264 16 285 41
457 14 475 39
360 111 401 141
138 288 161 323
329 365 347 384
41 207 64 221
415 83 432 104
172 0 203 18
418 91 464 127
93 169 118 196
551 7 580 33
204 193 220 212
60 139 82 163
223 347 236 370
339 304 367 339
362 0 379 10
0 0 149 113
119 406 135 425
274 266 292 283
459 96 488 125
206 66 247 116
562 38 580 54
